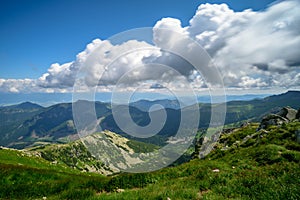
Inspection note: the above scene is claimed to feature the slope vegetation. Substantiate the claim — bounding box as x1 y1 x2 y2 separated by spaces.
1 109 300 199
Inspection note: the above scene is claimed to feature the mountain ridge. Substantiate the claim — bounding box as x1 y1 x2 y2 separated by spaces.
1 90 300 149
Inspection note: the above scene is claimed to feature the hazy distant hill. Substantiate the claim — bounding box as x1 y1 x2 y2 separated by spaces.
0 101 111 149
225 91 300 123
130 99 181 111
0 102 45 148
0 102 44 125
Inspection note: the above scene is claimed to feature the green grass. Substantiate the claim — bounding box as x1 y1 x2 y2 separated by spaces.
0 148 108 200
0 148 68 172
95 161 299 200
1 121 300 199
0 163 107 199
93 121 300 200
219 123 259 146
126 140 159 153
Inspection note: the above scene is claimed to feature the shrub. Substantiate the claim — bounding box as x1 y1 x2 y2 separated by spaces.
282 151 300 162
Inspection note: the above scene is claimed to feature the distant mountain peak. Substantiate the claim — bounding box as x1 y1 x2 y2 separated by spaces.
276 90 300 96
284 90 300 95
263 90 300 101
11 101 43 109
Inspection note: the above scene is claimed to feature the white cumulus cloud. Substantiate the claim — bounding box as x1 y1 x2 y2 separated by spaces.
1 0 300 93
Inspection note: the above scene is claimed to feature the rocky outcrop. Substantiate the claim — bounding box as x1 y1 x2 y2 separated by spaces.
258 107 297 130
276 107 297 121
194 132 221 159
259 114 289 130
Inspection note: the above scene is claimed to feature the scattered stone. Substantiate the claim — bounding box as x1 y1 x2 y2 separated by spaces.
116 188 125 193
240 122 250 128
51 160 58 165
222 128 235 134
42 197 47 200
242 135 252 143
212 169 220 173
167 197 171 200
221 146 230 151
232 166 235 169
260 129 269 134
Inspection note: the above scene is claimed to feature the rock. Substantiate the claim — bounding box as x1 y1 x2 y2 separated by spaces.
258 114 289 130
258 107 298 130
222 128 235 134
212 169 220 173
242 135 252 143
116 188 125 193
51 160 58 165
240 122 250 128
276 107 297 121
193 136 205 159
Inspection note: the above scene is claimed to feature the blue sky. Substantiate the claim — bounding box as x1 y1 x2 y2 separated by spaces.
0 0 299 97
1 0 277 79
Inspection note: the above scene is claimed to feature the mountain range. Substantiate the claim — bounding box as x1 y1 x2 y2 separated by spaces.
1 91 300 149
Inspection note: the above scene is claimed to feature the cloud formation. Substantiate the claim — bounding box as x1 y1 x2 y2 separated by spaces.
154 0 300 89
1 0 299 93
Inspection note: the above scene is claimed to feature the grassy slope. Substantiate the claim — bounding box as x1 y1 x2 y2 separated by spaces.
1 122 300 200
96 122 300 200
0 148 107 199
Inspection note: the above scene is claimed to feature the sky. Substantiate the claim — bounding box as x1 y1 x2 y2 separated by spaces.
0 0 299 97
1 0 276 79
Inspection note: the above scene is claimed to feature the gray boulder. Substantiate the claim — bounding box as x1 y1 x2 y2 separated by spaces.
258 107 298 130
258 114 289 130
276 106 297 121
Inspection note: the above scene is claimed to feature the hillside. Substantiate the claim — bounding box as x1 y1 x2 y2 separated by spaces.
1 107 300 199
0 101 111 149
0 146 107 200
32 130 158 175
